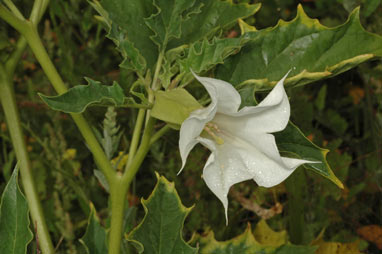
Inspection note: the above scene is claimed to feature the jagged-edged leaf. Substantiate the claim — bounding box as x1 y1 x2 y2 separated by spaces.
39 78 130 113
151 88 202 125
126 173 197 254
216 5 382 89
168 0 261 49
192 223 317 254
0 166 33 254
91 0 156 74
145 0 196 49
79 203 108 254
179 37 246 74
274 122 343 188
253 220 287 247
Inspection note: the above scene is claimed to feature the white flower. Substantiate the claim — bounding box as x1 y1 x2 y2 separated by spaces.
178 72 316 224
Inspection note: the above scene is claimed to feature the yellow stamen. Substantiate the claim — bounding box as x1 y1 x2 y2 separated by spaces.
204 124 224 145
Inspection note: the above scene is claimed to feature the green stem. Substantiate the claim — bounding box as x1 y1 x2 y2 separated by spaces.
5 37 27 75
149 124 170 146
108 176 129 254
108 117 156 254
21 23 116 183
125 109 145 169
3 0 25 20
0 65 55 254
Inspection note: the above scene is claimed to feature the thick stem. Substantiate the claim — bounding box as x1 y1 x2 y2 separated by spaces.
0 66 55 254
108 117 155 254
108 176 129 254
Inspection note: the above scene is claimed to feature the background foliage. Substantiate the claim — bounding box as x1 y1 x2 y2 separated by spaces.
0 0 381 253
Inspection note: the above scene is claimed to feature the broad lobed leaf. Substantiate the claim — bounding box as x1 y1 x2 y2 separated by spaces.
126 173 197 254
274 122 343 188
39 78 138 113
0 166 33 254
216 4 382 89
92 0 260 74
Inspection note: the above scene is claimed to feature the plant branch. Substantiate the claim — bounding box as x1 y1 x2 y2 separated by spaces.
3 0 25 20
125 109 145 169
16 23 116 184
0 65 55 254
149 124 170 146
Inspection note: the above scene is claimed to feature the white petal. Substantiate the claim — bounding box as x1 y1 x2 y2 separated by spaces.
193 72 241 114
213 72 290 134
200 131 313 224
200 138 252 225
178 102 217 174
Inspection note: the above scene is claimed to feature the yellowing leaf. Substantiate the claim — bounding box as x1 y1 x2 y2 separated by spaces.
315 241 361 254
253 220 287 247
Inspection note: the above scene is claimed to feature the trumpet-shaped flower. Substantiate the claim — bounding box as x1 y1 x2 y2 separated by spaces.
178 72 316 223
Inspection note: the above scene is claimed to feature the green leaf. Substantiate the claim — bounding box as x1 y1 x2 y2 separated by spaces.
217 5 382 89
151 88 202 125
168 1 261 49
145 0 196 50
274 122 344 188
193 224 317 254
39 78 127 113
79 203 108 254
126 173 197 254
178 37 246 74
0 166 33 254
91 0 157 73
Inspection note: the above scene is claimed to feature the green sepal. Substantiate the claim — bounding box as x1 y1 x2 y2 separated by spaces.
0 165 33 254
274 122 344 188
39 78 142 113
126 173 197 254
151 88 202 125
217 5 382 89
79 203 108 254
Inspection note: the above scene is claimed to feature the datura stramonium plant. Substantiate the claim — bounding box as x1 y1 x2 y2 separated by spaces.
178 72 318 224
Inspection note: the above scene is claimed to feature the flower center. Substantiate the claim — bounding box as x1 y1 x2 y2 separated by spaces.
204 122 224 145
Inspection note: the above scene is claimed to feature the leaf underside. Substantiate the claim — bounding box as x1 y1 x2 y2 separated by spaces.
126 173 197 254
216 4 382 89
0 166 33 254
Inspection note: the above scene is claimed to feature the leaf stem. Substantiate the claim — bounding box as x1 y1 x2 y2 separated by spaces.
125 109 145 169
0 65 55 254
149 124 170 146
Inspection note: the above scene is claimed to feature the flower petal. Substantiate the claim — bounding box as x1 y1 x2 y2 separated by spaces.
199 137 252 225
193 72 241 114
213 72 290 134
178 102 217 174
